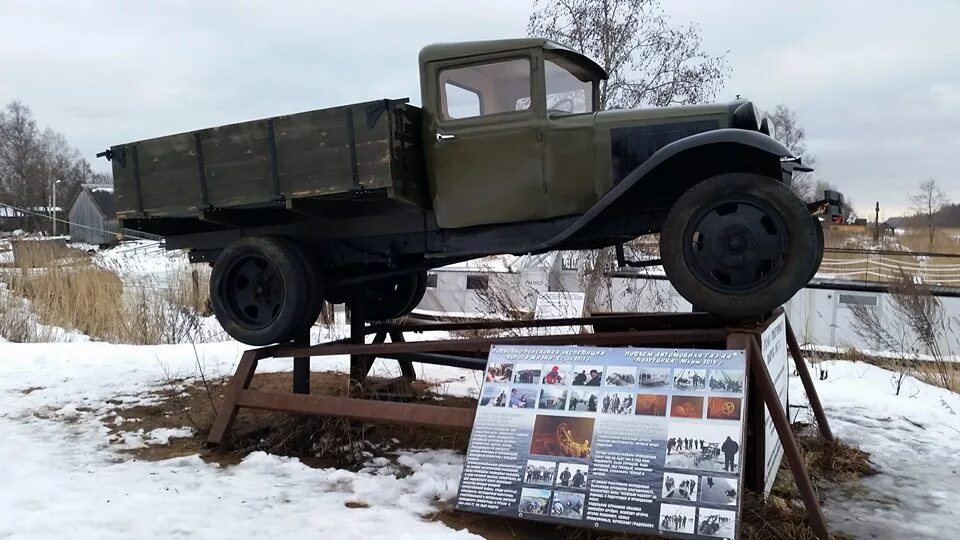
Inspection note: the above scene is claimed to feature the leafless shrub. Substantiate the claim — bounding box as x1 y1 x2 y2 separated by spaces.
849 270 958 393
0 286 37 342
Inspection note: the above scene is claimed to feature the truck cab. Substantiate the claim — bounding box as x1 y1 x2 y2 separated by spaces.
417 39 783 233
419 39 606 229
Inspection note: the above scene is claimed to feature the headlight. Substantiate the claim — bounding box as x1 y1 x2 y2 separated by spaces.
760 117 776 138
732 101 760 131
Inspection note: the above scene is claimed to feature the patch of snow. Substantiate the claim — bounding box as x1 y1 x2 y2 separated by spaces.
792 359 960 539
144 427 193 445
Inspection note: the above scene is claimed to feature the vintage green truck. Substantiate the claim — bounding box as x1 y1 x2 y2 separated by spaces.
100 38 838 345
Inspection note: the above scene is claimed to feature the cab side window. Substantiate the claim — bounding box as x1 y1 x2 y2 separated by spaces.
439 58 532 121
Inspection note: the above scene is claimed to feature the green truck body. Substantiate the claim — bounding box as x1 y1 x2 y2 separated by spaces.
101 38 834 346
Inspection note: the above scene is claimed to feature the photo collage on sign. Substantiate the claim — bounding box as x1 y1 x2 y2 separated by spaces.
505 359 601 520
657 367 746 538
492 353 746 535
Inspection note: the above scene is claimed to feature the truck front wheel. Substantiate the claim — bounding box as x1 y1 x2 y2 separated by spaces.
210 237 311 345
660 173 818 317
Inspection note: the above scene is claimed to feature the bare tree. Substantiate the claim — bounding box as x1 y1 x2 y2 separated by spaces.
766 104 816 201
0 100 44 208
528 0 729 110
528 0 727 312
908 179 950 247
0 100 94 230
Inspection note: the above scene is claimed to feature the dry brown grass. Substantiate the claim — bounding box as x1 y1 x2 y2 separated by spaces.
0 242 216 344
103 370 474 468
7 255 125 339
168 265 213 317
843 348 960 394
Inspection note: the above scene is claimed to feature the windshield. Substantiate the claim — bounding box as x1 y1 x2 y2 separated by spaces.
544 55 595 114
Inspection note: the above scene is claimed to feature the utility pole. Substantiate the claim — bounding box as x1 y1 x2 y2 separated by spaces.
50 178 61 236
873 202 880 243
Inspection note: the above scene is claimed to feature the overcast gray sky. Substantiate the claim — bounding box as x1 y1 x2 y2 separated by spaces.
1 0 957 217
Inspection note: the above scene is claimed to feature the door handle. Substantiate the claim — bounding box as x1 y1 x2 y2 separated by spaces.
435 133 456 142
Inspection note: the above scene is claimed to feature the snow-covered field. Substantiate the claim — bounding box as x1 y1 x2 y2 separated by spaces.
1 336 958 539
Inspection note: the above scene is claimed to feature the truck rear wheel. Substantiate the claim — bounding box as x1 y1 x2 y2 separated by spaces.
275 237 324 333
210 237 310 345
660 173 818 317
358 271 427 321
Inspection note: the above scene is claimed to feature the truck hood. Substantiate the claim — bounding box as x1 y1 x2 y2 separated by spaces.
592 99 758 132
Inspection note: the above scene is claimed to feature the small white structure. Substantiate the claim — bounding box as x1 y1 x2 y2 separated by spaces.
68 185 118 245
785 280 960 352
419 253 569 316
417 253 960 356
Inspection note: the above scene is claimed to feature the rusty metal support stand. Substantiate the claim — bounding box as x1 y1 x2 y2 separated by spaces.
207 349 261 445
786 317 835 442
206 308 834 540
348 302 371 387
292 328 310 394
735 332 830 540
390 329 416 380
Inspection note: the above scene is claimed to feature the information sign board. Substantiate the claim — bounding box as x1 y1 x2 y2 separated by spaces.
458 345 747 538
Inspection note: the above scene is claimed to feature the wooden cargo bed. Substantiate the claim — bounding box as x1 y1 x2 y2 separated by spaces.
107 99 427 221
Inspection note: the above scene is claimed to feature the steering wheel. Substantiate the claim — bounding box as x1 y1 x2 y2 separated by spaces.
548 98 575 113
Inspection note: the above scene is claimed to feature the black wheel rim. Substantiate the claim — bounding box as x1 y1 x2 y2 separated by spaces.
222 254 285 329
683 197 789 294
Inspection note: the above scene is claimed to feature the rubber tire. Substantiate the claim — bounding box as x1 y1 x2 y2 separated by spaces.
660 173 818 318
809 216 824 281
360 271 426 321
400 271 428 315
275 237 324 334
210 236 310 345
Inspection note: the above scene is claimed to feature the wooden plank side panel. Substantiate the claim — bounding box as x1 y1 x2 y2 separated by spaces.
277 103 392 198
136 134 203 217
352 104 393 190
202 122 275 208
112 99 425 219
275 107 354 198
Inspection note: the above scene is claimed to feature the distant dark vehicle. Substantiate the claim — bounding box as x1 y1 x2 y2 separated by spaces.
101 38 839 345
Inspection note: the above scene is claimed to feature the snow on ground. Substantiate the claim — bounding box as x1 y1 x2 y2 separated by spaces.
94 240 187 286
0 340 480 539
2 336 958 538
791 360 960 539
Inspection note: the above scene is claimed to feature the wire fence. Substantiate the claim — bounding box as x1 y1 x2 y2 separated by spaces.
0 201 157 242
818 255 960 284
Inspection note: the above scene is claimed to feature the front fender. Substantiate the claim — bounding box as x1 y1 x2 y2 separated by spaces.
534 129 796 251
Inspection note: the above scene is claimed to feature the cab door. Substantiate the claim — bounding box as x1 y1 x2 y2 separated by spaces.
424 53 548 229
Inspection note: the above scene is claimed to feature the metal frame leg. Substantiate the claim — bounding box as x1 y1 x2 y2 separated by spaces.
207 350 260 445
786 317 835 442
744 334 830 539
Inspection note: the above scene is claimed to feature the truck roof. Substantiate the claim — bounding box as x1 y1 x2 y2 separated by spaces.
418 38 608 80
